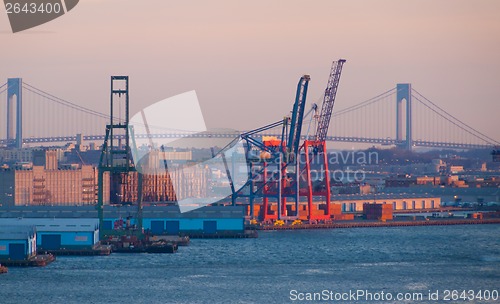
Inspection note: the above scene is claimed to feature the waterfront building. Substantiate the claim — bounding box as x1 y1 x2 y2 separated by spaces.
0 218 99 251
0 225 37 261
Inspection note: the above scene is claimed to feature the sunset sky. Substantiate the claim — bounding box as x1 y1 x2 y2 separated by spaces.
1 0 499 145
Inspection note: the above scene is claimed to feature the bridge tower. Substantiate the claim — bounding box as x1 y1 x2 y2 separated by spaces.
6 78 23 148
396 83 412 150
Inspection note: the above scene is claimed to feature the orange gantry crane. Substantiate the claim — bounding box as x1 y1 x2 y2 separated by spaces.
300 59 346 221
233 59 346 223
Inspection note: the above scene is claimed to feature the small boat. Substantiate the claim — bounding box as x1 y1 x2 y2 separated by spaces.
0 264 8 274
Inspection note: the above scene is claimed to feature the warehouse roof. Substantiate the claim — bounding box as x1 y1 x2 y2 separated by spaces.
0 218 98 232
0 205 245 219
0 225 36 240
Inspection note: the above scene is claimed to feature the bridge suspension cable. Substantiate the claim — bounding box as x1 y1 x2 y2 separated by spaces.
0 83 10 95
329 87 397 141
23 82 109 119
22 82 200 135
333 87 396 117
412 89 499 145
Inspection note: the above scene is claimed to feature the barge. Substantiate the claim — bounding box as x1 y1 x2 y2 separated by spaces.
103 235 178 254
0 254 55 267
39 244 112 256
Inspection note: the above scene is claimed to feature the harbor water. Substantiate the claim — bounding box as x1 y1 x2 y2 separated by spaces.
1 225 499 303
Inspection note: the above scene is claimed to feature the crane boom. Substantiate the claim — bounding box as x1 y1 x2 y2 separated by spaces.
315 59 346 142
287 75 311 157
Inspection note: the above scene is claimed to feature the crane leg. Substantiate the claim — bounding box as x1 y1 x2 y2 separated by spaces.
304 141 314 221
322 141 331 218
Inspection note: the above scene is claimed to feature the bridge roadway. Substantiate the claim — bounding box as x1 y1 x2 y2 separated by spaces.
0 133 493 150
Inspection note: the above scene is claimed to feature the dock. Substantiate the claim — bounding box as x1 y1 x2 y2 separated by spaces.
252 218 500 231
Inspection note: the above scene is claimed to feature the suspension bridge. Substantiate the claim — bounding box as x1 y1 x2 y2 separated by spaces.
0 78 498 150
